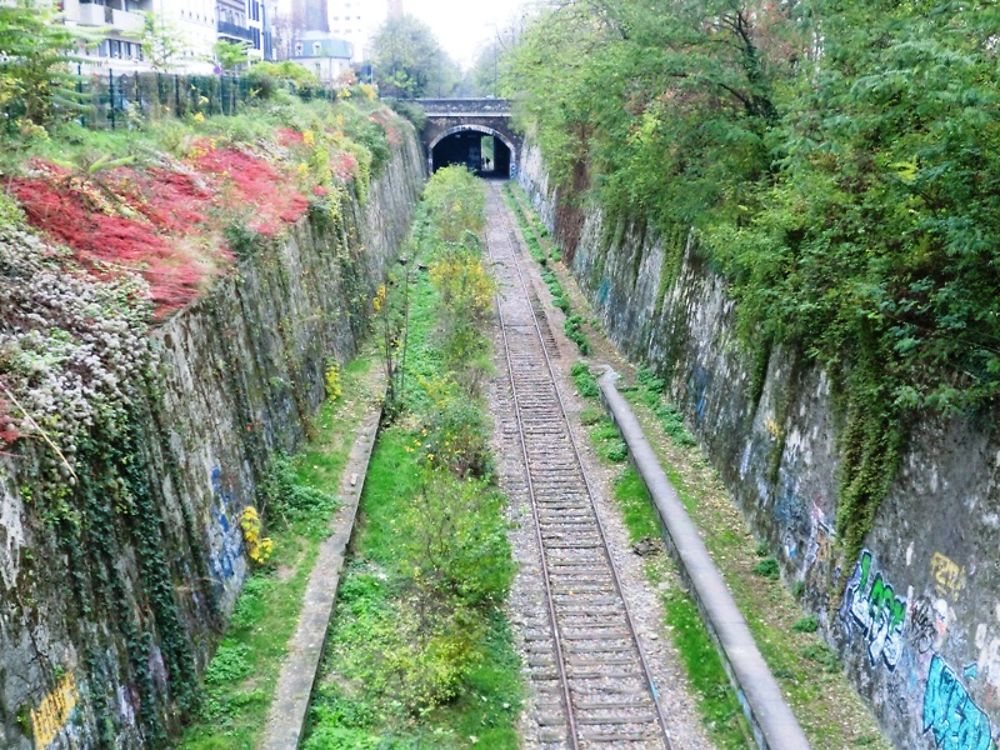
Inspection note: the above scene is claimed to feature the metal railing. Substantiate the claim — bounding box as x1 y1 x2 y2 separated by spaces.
2 67 338 134
217 20 255 42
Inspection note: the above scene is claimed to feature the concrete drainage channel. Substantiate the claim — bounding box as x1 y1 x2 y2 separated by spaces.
260 396 385 749
598 370 812 750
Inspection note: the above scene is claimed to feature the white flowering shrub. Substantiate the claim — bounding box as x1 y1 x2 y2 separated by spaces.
0 226 153 478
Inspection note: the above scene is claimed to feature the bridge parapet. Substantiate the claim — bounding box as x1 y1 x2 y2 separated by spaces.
415 98 512 116
408 97 520 176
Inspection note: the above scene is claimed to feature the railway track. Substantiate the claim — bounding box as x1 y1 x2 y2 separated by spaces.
487 184 673 750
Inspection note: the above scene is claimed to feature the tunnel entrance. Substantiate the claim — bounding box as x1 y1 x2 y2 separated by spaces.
431 129 512 179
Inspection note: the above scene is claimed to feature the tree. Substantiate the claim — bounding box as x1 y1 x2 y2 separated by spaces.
461 20 523 97
0 2 83 125
139 12 184 72
506 0 1000 566
370 14 457 98
214 40 250 73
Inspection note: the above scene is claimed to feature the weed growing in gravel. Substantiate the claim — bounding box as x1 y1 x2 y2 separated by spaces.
571 361 600 399
793 615 819 633
753 558 781 580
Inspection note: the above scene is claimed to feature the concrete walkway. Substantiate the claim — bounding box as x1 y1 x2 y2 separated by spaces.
260 402 383 750
599 370 811 750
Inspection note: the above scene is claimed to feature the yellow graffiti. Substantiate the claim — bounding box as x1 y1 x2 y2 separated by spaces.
30 673 78 750
931 552 966 600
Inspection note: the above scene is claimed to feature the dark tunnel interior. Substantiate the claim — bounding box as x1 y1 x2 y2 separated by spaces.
432 131 511 178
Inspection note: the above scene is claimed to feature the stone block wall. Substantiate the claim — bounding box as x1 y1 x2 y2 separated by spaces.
0 133 424 748
519 142 1000 750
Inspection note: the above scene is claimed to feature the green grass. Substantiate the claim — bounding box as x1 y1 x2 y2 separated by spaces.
304 429 521 749
303 197 522 748
622 380 891 749
179 354 378 749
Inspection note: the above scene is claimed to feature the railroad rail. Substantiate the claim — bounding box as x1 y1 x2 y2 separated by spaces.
487 184 673 750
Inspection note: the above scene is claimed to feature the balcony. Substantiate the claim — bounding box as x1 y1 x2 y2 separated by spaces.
72 3 145 33
217 20 255 42
110 8 144 33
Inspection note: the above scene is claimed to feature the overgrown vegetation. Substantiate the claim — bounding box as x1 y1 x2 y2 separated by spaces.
180 357 374 748
508 0 1000 568
304 167 522 747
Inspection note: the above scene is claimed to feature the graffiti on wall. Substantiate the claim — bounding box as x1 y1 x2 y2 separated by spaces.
208 467 242 581
840 549 907 670
975 622 1000 710
804 499 834 569
30 672 78 750
923 655 996 750
931 552 967 602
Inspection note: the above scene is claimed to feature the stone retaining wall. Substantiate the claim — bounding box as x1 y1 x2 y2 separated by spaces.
519 142 1000 750
0 132 424 748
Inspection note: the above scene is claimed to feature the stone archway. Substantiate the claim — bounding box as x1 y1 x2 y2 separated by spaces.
428 125 518 178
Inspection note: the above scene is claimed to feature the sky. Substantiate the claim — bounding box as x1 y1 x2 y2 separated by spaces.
401 0 536 69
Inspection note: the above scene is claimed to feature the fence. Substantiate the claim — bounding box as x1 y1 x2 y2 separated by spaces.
3 67 338 134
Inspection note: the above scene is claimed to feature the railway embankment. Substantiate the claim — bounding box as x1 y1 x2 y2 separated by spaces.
0 96 423 746
518 140 1000 749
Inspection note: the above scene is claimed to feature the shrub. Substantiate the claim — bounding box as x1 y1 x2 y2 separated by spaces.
571 361 599 400
397 472 514 608
388 99 427 131
801 643 840 673
430 247 495 394
259 456 337 525
753 557 780 580
423 166 485 244
421 390 493 479
793 615 819 633
564 314 590 354
246 61 321 100
654 402 696 447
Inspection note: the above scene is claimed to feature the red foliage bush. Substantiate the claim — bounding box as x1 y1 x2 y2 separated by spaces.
9 141 313 320
192 146 309 236
0 398 20 449
278 128 305 147
333 151 359 182
11 174 205 317
115 168 212 234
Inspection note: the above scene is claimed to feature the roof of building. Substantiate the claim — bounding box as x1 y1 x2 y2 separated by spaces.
292 36 353 59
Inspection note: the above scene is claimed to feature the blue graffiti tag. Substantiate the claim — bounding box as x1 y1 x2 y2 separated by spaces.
208 467 242 580
923 654 995 750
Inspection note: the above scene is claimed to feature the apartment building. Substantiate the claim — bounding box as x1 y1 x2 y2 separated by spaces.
61 0 268 73
217 0 265 62
289 32 352 83
62 0 152 72
328 0 394 62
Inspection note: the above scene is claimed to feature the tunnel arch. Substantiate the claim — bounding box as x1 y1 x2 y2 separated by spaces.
428 125 517 178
